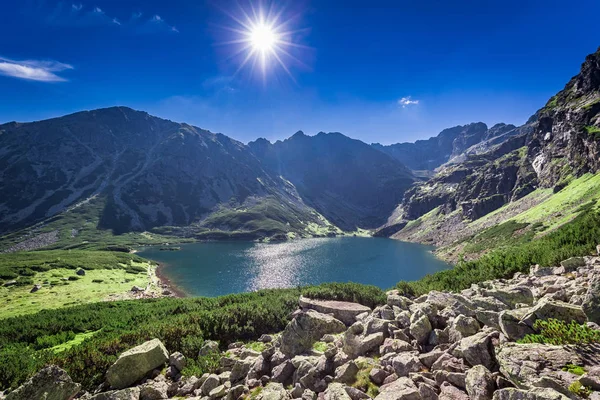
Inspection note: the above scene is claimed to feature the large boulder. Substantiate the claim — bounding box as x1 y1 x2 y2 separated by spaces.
89 387 141 400
465 365 495 400
496 343 581 393
299 297 371 326
106 339 169 389
583 276 600 324
448 315 480 342
375 377 420 400
492 388 570 400
521 299 587 327
324 383 353 400
255 382 290 400
499 309 534 341
426 291 476 317
280 310 346 356
6 365 81 400
409 314 432 344
483 287 534 308
456 329 498 370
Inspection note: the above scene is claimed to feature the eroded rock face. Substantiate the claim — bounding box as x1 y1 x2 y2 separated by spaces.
106 339 169 389
280 310 346 356
496 343 581 393
5 365 81 400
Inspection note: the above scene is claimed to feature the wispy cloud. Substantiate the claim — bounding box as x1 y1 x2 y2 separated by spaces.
41 3 178 33
147 14 178 33
398 96 419 108
0 57 73 82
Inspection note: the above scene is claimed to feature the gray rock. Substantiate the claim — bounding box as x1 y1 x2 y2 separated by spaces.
499 309 534 341
323 383 352 400
387 295 412 310
365 318 389 336
30 284 42 293
376 377 419 400
344 387 370 400
209 384 228 399
230 359 254 383
76 268 86 276
579 366 600 391
521 299 587 328
419 349 445 369
369 368 389 385
438 382 468 400
560 257 586 271
281 310 346 356
465 365 495 400
199 341 220 356
483 287 534 308
89 387 141 400
272 360 295 384
476 310 501 330
448 315 480 342
226 384 247 400
492 388 570 400
106 339 169 389
379 338 412 356
418 383 438 400
140 380 169 400
457 329 498 370
409 315 432 344
299 297 371 326
392 353 424 377
343 330 384 359
334 362 359 384
583 275 600 324
255 383 290 400
5 365 81 400
169 352 186 372
201 374 221 396
496 343 581 392
426 291 476 317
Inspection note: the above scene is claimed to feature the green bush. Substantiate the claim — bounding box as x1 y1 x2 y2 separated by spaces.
519 319 600 345
0 282 376 390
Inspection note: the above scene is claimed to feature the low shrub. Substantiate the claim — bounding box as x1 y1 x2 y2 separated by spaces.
519 319 600 345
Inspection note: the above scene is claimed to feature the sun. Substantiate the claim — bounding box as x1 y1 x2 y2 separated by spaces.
249 23 278 53
216 2 310 80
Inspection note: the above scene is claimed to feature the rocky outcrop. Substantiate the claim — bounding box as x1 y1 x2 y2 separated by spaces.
106 339 169 389
5 365 80 400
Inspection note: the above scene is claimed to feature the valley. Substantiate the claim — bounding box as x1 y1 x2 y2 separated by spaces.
2 29 600 400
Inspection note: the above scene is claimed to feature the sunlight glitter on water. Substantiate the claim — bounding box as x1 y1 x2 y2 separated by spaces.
244 239 327 291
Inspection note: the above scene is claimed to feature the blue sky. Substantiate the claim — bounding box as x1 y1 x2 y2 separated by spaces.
1 0 600 144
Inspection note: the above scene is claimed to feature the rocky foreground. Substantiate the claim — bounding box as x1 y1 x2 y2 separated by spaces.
5 254 600 400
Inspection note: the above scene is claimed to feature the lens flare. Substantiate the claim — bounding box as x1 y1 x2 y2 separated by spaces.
216 1 311 80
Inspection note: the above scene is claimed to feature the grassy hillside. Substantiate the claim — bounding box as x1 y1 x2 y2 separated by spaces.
397 205 600 296
0 251 156 318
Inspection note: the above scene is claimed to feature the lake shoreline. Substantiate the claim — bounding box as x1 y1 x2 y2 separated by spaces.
155 262 189 298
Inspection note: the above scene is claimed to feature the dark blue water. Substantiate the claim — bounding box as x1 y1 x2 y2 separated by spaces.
138 237 449 297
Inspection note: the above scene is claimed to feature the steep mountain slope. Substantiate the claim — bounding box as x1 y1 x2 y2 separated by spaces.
0 107 336 244
372 122 521 172
382 47 600 260
249 131 415 230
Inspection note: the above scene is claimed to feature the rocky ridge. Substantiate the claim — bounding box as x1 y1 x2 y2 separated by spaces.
6 253 600 400
379 47 600 248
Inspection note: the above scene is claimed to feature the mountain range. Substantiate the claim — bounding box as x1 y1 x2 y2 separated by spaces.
1 47 600 253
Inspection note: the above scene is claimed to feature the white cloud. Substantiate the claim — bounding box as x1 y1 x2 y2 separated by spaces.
93 6 103 13
112 18 121 25
72 3 82 11
398 96 419 108
0 57 73 82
